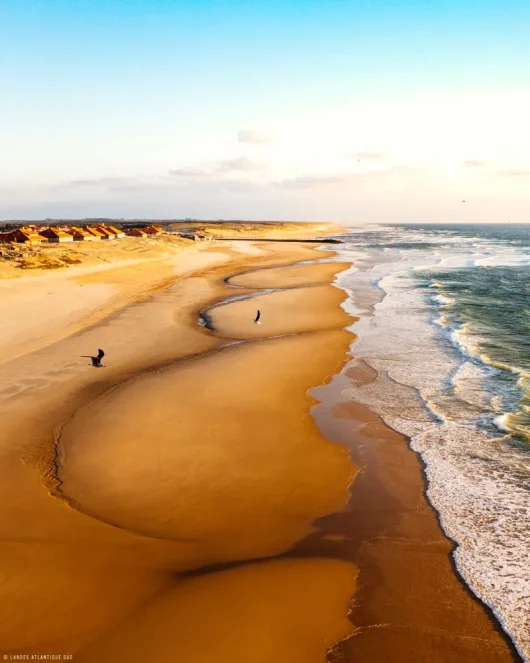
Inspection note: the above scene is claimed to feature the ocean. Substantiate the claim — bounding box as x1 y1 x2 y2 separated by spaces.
331 223 530 660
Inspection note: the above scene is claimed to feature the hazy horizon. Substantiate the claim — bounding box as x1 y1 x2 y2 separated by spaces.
3 0 530 223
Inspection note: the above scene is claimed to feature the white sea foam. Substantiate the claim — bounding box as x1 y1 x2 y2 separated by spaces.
449 323 486 361
451 361 498 413
411 424 530 660
493 413 510 431
435 314 448 328
431 293 455 307
337 231 530 661
474 252 530 267
491 395 504 412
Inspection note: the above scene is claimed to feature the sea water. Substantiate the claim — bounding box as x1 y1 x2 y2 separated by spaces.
329 223 530 661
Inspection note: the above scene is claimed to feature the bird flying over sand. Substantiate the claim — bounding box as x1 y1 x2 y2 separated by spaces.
253 310 261 324
81 348 105 367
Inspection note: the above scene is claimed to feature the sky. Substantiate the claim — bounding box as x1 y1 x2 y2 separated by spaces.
2 0 530 223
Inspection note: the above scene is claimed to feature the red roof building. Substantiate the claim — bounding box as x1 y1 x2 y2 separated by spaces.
66 227 98 241
39 227 74 242
9 228 45 244
143 225 163 235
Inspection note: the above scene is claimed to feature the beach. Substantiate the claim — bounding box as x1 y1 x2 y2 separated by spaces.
0 227 521 661
0 233 356 660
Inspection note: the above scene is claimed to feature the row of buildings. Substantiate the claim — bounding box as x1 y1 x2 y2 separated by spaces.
0 224 164 244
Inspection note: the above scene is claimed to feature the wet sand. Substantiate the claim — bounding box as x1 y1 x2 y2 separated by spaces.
0 241 358 660
294 366 521 662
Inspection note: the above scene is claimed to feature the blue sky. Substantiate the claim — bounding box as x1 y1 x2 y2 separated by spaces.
2 0 530 222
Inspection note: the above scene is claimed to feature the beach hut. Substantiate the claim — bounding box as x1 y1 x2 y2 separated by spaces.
0 231 15 243
91 224 120 239
125 228 148 237
101 224 125 238
66 227 97 241
10 228 45 244
91 225 114 239
143 225 162 235
85 227 105 240
39 227 74 243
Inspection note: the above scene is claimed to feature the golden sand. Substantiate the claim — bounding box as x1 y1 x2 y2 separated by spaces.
0 240 358 659
227 261 344 289
77 559 356 663
57 331 353 555
0 239 228 363
209 261 352 343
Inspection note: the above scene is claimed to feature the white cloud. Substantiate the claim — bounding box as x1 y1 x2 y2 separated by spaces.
167 165 212 178
495 168 530 178
276 166 427 191
169 157 265 179
463 160 490 168
277 173 355 190
345 152 386 161
217 157 265 172
237 130 273 144
66 176 142 187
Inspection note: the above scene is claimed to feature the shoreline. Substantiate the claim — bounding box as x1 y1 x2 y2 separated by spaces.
0 233 520 661
335 237 528 661
295 343 521 659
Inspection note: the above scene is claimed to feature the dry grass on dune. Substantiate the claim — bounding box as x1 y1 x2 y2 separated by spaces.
0 235 194 277
167 221 341 239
